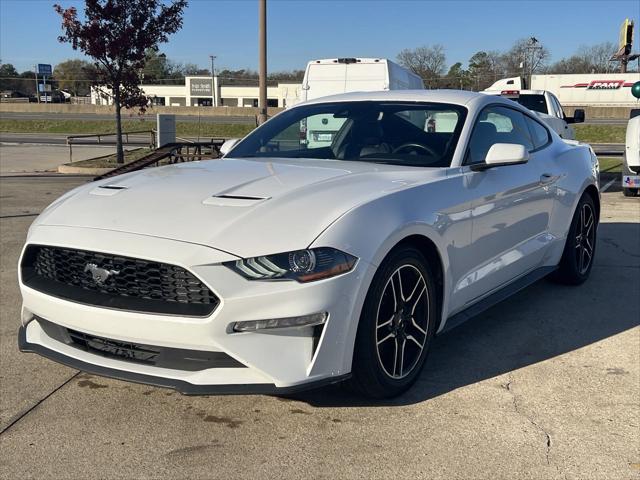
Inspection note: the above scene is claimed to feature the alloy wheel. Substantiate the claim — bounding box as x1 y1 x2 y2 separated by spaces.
375 264 430 379
575 202 595 275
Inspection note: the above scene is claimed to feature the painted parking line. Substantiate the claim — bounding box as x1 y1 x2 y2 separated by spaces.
601 178 617 193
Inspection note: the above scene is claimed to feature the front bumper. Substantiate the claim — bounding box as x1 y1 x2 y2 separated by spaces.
18 225 370 393
18 324 349 395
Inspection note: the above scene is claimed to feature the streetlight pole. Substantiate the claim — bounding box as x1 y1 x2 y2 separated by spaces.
258 0 267 124
209 55 216 107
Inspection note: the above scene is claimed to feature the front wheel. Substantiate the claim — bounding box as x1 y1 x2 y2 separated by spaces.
553 194 597 285
349 246 437 398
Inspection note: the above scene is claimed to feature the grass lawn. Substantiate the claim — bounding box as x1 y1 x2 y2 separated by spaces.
0 119 254 138
574 124 626 144
597 156 623 174
69 147 152 168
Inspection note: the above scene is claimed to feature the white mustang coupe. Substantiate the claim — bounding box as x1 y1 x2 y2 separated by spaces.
19 91 600 398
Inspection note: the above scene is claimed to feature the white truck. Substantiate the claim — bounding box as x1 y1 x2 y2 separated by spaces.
483 77 585 139
300 58 424 147
623 109 640 197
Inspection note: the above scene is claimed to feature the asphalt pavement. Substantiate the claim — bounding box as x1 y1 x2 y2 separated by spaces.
0 174 638 479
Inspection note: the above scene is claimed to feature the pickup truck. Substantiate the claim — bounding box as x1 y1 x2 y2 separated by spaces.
483 88 585 139
623 110 640 197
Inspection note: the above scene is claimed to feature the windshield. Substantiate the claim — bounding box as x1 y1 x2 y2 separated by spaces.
506 94 548 114
230 101 468 168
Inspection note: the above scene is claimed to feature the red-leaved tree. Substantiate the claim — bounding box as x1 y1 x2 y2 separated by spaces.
54 0 187 163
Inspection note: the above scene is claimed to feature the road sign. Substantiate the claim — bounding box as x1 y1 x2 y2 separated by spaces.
37 64 52 76
38 83 52 93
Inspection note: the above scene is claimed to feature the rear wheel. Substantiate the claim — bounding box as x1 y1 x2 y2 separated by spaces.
349 246 436 398
553 194 597 285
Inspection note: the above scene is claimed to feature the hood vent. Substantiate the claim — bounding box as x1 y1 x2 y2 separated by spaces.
90 185 129 196
203 194 270 207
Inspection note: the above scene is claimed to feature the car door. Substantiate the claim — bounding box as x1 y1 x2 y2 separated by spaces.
457 105 557 304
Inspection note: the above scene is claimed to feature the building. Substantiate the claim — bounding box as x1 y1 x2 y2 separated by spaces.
91 76 302 108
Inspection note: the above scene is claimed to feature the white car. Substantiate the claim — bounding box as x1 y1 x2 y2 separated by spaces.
18 90 600 398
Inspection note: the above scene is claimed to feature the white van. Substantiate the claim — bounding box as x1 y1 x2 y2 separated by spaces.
300 58 424 147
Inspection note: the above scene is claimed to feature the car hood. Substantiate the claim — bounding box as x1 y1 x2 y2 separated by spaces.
36 158 444 258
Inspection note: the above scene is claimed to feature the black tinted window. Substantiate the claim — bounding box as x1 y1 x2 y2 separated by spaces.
525 116 551 149
467 106 534 164
508 94 548 114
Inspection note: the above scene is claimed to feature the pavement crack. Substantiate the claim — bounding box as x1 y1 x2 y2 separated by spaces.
601 237 640 258
503 373 553 467
0 371 79 436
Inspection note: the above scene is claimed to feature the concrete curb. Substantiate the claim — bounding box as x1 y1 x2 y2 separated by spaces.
57 164 112 175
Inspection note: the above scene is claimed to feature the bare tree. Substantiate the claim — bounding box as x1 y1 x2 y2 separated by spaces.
501 38 550 78
397 45 446 85
577 42 617 73
548 55 593 74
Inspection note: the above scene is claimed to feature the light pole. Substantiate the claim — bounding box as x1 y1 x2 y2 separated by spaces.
209 55 217 107
258 0 267 124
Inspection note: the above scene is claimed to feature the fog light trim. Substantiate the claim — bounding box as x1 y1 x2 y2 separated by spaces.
231 312 327 333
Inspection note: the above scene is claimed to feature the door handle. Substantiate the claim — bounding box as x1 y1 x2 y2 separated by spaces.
540 173 554 185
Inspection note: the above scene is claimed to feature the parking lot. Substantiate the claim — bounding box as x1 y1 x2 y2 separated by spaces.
0 174 638 479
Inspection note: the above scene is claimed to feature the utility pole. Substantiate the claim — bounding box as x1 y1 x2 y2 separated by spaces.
258 0 267 124
34 65 40 104
209 55 216 107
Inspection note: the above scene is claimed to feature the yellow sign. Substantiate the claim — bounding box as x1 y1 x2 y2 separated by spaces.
618 18 634 54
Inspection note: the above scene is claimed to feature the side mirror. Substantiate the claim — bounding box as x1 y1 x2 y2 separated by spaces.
471 143 529 171
220 138 241 157
567 109 585 124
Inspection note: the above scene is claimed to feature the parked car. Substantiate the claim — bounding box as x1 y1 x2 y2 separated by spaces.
19 90 600 398
483 86 585 139
623 109 640 197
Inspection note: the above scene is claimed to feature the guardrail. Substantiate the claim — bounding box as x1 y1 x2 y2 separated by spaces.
66 130 156 163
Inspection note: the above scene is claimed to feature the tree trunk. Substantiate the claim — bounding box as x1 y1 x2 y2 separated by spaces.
114 86 124 164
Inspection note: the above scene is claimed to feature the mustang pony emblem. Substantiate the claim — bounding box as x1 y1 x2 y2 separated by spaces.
84 263 120 285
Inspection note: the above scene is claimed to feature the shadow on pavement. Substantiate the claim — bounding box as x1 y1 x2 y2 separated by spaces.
288 221 640 407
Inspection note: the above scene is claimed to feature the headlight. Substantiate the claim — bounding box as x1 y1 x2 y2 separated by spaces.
225 247 357 282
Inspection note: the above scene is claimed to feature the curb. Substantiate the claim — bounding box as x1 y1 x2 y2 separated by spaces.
57 164 113 175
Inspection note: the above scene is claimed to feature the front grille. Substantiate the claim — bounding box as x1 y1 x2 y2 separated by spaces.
36 318 245 371
21 245 219 316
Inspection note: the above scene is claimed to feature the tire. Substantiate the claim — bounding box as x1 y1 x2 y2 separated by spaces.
349 246 437 398
553 194 597 285
623 188 639 197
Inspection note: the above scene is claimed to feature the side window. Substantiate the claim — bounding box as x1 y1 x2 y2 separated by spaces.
525 116 551 150
467 106 534 164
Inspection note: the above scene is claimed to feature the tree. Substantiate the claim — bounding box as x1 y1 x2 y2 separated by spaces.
577 42 617 73
54 0 187 164
468 50 504 90
53 59 97 96
501 38 550 80
397 45 446 85
0 63 19 78
548 55 592 74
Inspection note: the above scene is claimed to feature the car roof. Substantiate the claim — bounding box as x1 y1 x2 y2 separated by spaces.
299 89 489 107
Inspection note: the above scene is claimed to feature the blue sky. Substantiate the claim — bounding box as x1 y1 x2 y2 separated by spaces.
0 0 638 73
